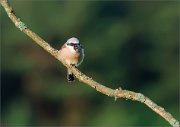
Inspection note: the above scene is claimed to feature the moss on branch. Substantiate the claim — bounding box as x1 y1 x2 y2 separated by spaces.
0 0 179 126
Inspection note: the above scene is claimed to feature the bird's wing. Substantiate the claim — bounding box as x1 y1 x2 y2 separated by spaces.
77 48 85 66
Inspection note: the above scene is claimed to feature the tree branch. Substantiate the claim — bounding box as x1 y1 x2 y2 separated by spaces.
1 0 179 126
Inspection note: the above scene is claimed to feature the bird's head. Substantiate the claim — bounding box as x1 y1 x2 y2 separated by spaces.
66 37 79 45
66 37 81 52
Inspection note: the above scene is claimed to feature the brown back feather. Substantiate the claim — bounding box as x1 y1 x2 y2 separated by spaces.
61 43 66 49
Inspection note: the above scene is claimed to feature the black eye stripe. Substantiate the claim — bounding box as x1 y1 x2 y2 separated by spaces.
67 43 74 46
67 43 81 47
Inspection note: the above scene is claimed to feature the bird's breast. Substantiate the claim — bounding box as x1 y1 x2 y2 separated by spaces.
58 48 80 65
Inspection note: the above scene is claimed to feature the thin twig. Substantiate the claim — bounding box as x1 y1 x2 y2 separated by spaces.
0 0 179 126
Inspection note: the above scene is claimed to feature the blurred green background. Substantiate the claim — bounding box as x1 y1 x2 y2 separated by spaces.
1 0 179 126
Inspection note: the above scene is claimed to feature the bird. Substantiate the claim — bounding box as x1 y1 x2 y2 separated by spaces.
57 37 84 82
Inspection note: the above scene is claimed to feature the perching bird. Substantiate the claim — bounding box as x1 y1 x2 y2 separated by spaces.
58 37 84 82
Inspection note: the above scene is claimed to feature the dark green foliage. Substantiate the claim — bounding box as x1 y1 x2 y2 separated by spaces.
1 1 179 126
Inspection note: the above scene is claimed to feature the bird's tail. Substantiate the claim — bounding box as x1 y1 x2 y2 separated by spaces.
67 69 75 82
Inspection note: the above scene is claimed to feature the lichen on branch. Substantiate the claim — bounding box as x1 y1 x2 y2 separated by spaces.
0 0 179 127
